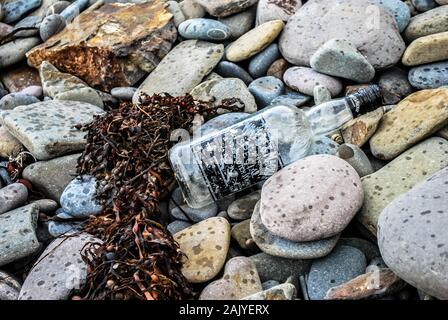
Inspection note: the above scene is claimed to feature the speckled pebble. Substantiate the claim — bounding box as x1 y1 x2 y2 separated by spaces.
227 190 260 220
411 0 437 11
409 61 448 89
336 144 374 177
40 14 66 42
0 183 29 215
0 93 40 110
196 0 258 18
179 18 230 41
308 136 340 156
404 5 448 41
248 44 280 78
313 85 331 105
369 0 411 32
215 61 254 85
231 219 254 250
218 7 256 39
248 76 285 108
0 37 41 69
167 220 192 234
3 0 42 24
59 0 89 23
60 175 102 218
284 66 343 97
378 67 414 104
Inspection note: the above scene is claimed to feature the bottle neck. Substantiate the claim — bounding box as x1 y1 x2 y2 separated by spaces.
344 85 383 117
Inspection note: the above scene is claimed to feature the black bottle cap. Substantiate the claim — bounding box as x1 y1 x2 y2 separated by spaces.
345 85 383 116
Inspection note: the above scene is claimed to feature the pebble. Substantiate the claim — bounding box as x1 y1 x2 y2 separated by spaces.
251 201 340 259
18 233 100 300
313 85 332 105
167 220 192 234
196 0 258 18
199 256 262 300
2 0 42 24
60 175 102 218
166 1 185 28
336 144 374 177
59 0 89 23
250 253 310 283
243 283 297 300
227 190 260 220
283 66 343 97
226 20 284 62
231 219 254 250
174 217 230 283
402 31 448 66
358 137 448 236
378 166 448 299
0 204 40 267
179 0 206 20
369 0 411 32
0 271 22 300
13 16 42 38
20 85 43 97
308 136 340 156
279 0 405 70
40 14 66 41
411 0 437 11
134 40 224 101
370 88 448 160
310 39 375 83
0 22 13 37
266 58 289 79
0 126 23 158
256 0 302 25
306 245 367 300
0 64 41 93
248 44 280 78
0 183 29 215
0 37 41 69
270 92 311 108
378 67 414 104
215 61 254 85
218 7 256 39
248 76 284 108
0 100 105 160
404 5 448 41
23 153 79 202
31 199 58 214
169 187 218 222
260 155 364 242
408 61 448 89
110 87 137 101
0 93 40 110
179 18 230 41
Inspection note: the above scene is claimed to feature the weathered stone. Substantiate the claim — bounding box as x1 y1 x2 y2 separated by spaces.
0 126 23 158
336 144 374 177
256 0 302 25
0 100 105 160
378 67 414 104
0 270 21 300
0 93 40 110
402 31 448 66
228 190 260 221
26 1 177 91
242 283 297 300
40 14 66 42
0 64 41 93
0 183 28 215
2 0 42 24
60 175 102 218
218 7 256 39
404 5 448 41
0 38 41 69
196 0 258 17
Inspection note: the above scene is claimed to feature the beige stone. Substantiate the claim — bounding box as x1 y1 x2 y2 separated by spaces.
402 31 448 66
341 108 384 147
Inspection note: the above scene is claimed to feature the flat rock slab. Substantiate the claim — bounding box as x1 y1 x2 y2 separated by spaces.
0 204 40 267
0 100 104 160
19 233 101 300
26 1 177 91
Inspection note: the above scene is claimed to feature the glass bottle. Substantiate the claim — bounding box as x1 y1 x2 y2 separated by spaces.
169 85 383 208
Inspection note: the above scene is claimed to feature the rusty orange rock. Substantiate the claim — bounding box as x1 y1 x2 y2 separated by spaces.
26 1 177 91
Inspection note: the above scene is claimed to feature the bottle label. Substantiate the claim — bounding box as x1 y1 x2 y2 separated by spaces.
191 117 283 201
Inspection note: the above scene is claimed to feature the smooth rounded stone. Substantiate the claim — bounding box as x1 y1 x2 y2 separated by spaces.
45 1 71 16
313 85 331 105
306 245 367 300
250 252 310 283
408 61 448 89
251 201 340 259
358 137 448 236
0 270 21 300
18 233 100 300
0 100 104 161
59 0 89 22
39 14 66 42
169 187 218 222
336 144 374 177
369 0 411 32
308 136 340 156
248 44 280 78
30 199 58 214
191 78 257 113
227 190 260 220
404 5 448 42
199 256 262 300
60 175 102 218
231 219 254 250
226 20 284 62
2 0 42 24
215 61 254 85
194 112 249 137
47 220 83 237
179 0 206 20
260 155 364 242
13 16 42 38
243 283 297 300
256 0 302 25
0 183 28 215
279 0 405 70
370 88 448 160
0 37 41 68
0 126 23 158
110 87 137 101
284 67 343 97
218 7 256 40
0 93 40 110
166 1 185 27
20 85 43 97
174 217 230 283
378 67 414 104
267 58 289 79
167 220 192 234
196 0 258 18
403 31 448 66
378 167 448 300
0 22 13 37
339 238 381 262
179 18 230 41
310 39 375 83
134 40 224 101
0 204 40 267
248 76 285 108
23 153 79 202
270 92 311 108
411 0 437 11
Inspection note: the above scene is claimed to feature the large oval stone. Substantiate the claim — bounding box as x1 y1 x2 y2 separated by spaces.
260 155 364 242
